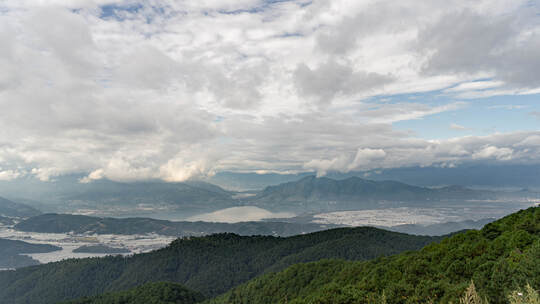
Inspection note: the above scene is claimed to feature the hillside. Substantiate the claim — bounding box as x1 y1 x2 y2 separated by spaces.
62 180 239 216
388 218 495 236
208 207 540 304
15 213 332 237
0 238 61 269
64 180 234 206
2 177 241 217
73 245 130 254
252 176 492 212
0 196 41 218
0 227 439 304
63 282 204 304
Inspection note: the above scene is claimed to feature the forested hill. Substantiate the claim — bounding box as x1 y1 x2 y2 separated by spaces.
0 196 41 218
0 227 440 304
14 213 331 237
0 238 61 269
209 207 540 304
252 175 493 211
63 282 204 304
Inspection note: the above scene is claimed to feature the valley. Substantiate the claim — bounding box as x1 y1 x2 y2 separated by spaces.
0 176 537 269
2 2 539 302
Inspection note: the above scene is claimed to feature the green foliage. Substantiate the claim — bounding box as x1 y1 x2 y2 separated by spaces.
208 207 540 304
63 281 204 304
0 226 438 303
73 245 130 254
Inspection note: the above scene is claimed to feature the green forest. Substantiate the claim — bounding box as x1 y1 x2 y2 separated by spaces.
0 207 537 304
208 207 539 304
63 282 204 304
0 226 438 303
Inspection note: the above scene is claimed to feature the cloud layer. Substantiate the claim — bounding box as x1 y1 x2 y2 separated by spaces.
0 0 539 181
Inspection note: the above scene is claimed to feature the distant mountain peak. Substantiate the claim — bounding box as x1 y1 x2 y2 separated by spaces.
253 175 492 212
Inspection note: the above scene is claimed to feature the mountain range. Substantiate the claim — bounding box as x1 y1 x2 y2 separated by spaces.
5 206 537 304
251 175 495 212
1 178 240 217
1 175 527 218
14 213 332 237
208 164 540 190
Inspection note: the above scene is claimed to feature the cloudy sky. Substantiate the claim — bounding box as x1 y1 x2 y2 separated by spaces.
0 0 539 183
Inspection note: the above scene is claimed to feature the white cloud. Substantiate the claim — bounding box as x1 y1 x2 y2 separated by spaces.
293 60 394 104
417 7 540 88
0 1 538 182
358 102 467 124
445 81 505 93
79 168 105 183
159 155 216 182
450 123 467 131
301 132 540 176
0 169 22 181
472 146 514 161
31 167 60 182
515 135 540 147
304 156 351 177
349 148 386 171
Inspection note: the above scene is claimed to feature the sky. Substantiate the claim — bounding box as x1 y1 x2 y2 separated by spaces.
0 0 539 183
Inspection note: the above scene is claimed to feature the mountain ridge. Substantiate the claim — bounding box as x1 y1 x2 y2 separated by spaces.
209 206 540 304
14 213 333 237
0 226 440 303
252 175 493 212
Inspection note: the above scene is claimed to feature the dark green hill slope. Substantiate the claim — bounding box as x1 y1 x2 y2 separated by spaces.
208 207 540 304
15 213 331 237
63 282 204 304
0 227 439 304
73 245 130 254
0 238 60 269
